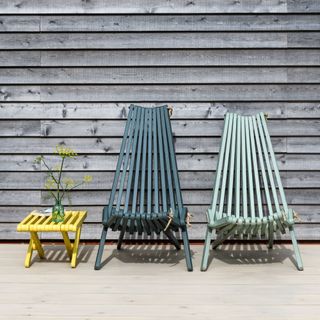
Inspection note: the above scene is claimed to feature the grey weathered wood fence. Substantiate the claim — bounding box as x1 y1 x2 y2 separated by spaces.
0 0 319 240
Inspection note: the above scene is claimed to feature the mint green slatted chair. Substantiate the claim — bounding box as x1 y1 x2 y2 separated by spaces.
95 105 193 271
201 113 303 271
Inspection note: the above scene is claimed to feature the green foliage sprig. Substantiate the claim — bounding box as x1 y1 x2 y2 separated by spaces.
34 145 92 204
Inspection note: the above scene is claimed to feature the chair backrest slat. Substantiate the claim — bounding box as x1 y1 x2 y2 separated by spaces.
160 106 176 213
249 116 263 218
139 108 149 214
226 114 237 216
235 115 241 218
252 116 273 216
147 109 153 214
241 117 248 218
131 107 145 213
164 106 184 215
124 107 143 213
156 107 167 213
245 117 255 218
210 113 231 222
218 113 234 219
153 108 159 213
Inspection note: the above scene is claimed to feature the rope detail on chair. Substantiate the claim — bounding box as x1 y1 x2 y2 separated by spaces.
167 105 173 117
186 212 192 228
164 208 174 231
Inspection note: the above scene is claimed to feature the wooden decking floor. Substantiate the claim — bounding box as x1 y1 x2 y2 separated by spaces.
0 243 319 320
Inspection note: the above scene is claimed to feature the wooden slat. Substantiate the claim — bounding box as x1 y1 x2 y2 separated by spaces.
0 51 40 67
3 49 319 67
39 49 320 67
1 67 319 84
1 85 318 102
1 102 320 119
0 33 290 49
39 15 320 32
0 16 40 32
0 32 317 50
0 154 319 172
0 1 316 14
0 0 289 14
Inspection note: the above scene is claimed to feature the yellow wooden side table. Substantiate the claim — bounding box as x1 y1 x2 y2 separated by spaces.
17 210 87 268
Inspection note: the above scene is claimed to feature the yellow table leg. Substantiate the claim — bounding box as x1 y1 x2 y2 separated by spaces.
24 238 34 268
30 232 45 258
71 227 82 268
61 231 73 259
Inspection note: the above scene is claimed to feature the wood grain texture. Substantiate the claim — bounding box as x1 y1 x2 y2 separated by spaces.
2 49 320 67
1 84 318 102
1 67 319 84
0 32 291 49
40 14 320 32
39 49 320 67
0 0 290 14
1 103 320 119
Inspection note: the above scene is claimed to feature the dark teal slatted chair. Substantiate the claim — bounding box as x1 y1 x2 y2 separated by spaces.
201 113 303 271
95 105 193 271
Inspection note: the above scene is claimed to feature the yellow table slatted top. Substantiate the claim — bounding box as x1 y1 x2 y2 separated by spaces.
17 210 87 268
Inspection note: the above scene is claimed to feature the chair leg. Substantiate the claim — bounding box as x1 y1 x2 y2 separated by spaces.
94 226 108 270
289 226 304 271
181 228 193 272
268 222 274 249
201 227 213 271
164 229 181 250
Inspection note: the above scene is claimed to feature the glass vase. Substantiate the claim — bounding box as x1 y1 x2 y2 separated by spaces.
52 200 65 223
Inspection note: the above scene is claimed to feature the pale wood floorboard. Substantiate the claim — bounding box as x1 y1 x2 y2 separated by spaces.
0 244 319 320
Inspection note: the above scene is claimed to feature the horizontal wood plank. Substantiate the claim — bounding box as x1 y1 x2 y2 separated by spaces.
1 0 318 14
1 67 319 84
40 15 320 32
1 85 319 102
38 49 320 67
1 102 320 119
0 33 290 49
0 0 290 14
2 49 320 67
